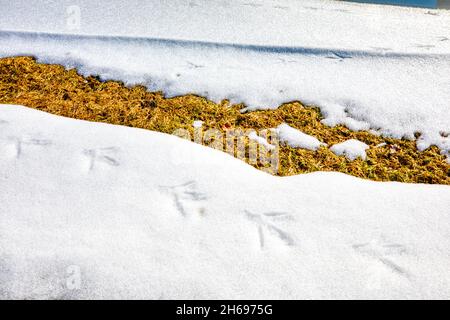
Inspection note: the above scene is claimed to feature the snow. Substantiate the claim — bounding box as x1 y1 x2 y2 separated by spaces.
276 123 326 150
330 139 370 160
193 120 204 128
248 131 276 150
0 104 449 299
0 1 449 157
1 0 450 54
0 1 449 299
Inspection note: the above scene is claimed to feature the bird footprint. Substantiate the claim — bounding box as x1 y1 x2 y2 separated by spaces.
159 181 207 217
83 147 120 171
245 210 294 249
353 238 408 276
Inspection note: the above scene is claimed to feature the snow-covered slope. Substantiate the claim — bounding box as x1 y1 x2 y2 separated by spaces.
0 105 449 299
1 0 450 54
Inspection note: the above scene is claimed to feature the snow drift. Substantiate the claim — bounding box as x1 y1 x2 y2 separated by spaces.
0 105 449 299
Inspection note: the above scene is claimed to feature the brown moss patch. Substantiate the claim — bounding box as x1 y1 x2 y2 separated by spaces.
0 56 448 184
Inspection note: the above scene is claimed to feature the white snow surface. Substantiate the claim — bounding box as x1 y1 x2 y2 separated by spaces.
276 123 326 150
248 131 276 150
330 139 370 160
1 0 450 54
193 120 204 128
0 105 449 299
0 1 449 157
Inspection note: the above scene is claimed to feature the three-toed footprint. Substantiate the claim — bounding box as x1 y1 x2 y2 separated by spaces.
83 147 120 171
1 135 52 159
353 238 409 277
245 210 295 249
159 181 207 217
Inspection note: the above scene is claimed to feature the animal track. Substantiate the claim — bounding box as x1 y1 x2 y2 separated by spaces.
159 181 207 217
241 2 263 8
326 51 352 61
5 136 52 159
83 147 120 171
245 210 294 249
415 44 435 49
353 238 408 276
303 6 319 11
371 47 392 53
303 6 347 13
276 58 298 65
273 5 288 10
186 61 205 69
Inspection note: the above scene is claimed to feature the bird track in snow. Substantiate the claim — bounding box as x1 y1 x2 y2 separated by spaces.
159 181 207 217
4 136 52 159
245 210 294 249
353 238 409 277
83 147 120 171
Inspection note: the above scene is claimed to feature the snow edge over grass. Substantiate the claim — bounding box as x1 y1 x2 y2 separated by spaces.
0 30 449 161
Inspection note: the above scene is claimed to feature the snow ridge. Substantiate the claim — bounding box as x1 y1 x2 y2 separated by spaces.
0 105 449 299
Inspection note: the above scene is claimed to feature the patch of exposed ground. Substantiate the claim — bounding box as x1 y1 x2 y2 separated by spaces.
0 56 448 184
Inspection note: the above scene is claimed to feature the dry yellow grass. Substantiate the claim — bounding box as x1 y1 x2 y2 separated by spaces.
0 56 448 184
